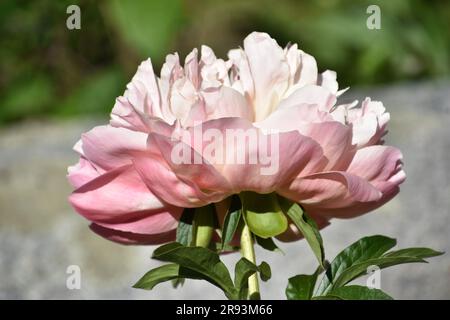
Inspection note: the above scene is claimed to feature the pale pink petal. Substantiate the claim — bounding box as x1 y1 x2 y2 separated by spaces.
80 125 147 171
255 103 333 131
187 117 325 193
110 59 164 131
347 145 404 183
296 51 318 87
69 164 172 222
300 146 405 219
110 95 150 132
277 85 336 112
184 48 200 89
279 171 382 212
348 98 390 147
90 224 176 245
318 70 338 94
94 209 181 235
242 32 290 120
297 122 355 171
133 133 231 208
185 87 254 126
67 157 100 188
257 109 354 171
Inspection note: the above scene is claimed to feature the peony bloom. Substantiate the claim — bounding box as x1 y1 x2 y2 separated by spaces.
68 32 405 245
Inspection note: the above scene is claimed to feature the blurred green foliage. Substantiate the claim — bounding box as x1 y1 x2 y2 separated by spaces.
0 0 449 125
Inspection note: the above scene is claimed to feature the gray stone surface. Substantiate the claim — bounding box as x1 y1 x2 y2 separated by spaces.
0 80 449 299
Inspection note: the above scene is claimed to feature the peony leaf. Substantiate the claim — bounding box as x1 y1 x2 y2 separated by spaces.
234 258 272 299
234 258 258 300
331 256 426 289
173 208 196 288
258 261 272 282
383 247 444 259
319 285 393 300
286 274 317 300
133 264 203 290
315 235 396 295
255 236 284 254
221 195 242 250
286 268 322 300
278 196 325 268
152 242 235 297
176 208 195 246
240 192 288 239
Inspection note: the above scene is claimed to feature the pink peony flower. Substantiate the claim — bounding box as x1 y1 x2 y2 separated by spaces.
68 32 405 245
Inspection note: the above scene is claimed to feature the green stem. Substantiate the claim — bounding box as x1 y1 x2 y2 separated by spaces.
240 224 261 300
193 205 214 247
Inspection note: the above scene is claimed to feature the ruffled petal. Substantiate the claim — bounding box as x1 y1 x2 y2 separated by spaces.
90 224 176 245
80 125 148 171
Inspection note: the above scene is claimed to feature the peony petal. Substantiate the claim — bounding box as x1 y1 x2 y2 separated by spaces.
296 146 405 219
80 125 148 171
280 171 382 212
133 133 231 208
69 164 172 223
347 145 404 183
297 122 355 171
187 117 325 193
90 224 176 245
110 59 165 131
257 109 355 171
318 70 339 94
67 157 100 188
348 98 390 147
94 209 181 235
277 85 336 111
204 86 254 121
242 32 290 120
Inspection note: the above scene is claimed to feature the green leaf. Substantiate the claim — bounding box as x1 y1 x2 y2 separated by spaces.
176 208 195 246
171 278 185 288
240 192 288 239
173 208 195 288
255 236 284 254
133 264 203 290
221 196 242 250
278 196 325 268
332 256 426 289
286 268 321 300
234 258 259 299
383 247 444 259
209 242 240 253
316 235 396 295
234 259 272 299
152 242 235 296
258 261 272 282
325 285 393 300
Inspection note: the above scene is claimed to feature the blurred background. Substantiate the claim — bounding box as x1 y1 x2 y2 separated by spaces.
0 0 449 299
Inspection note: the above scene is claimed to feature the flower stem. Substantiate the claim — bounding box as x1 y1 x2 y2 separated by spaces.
240 224 261 300
193 205 214 248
